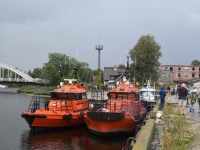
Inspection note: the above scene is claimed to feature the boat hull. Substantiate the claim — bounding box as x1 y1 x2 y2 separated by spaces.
85 112 143 136
21 110 86 130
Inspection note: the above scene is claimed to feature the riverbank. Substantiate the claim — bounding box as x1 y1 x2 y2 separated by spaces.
0 88 19 93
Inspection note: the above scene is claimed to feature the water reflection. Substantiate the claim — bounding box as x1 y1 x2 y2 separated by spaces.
20 126 129 150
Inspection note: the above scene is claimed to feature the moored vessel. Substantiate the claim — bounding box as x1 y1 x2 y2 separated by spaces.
84 77 147 136
21 79 88 130
139 80 159 111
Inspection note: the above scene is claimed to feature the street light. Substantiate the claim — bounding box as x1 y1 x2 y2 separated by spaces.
126 53 130 68
133 56 136 83
126 53 130 80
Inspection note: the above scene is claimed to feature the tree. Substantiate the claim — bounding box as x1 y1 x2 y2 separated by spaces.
41 52 90 85
191 60 200 66
118 64 126 69
29 68 42 78
129 35 162 84
42 62 61 86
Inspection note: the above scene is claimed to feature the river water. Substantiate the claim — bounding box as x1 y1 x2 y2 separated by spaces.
0 93 130 150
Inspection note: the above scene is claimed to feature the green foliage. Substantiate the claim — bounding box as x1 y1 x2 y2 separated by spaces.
162 101 194 150
94 70 103 89
28 52 91 85
29 67 43 78
42 62 61 86
18 85 55 95
191 59 200 66
118 64 126 69
129 34 162 84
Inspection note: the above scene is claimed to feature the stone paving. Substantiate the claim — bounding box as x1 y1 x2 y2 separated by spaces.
151 95 200 150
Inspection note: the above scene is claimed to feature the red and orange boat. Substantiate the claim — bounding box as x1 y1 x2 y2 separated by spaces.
85 77 147 136
21 79 88 130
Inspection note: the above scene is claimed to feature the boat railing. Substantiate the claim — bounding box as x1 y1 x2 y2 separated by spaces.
28 94 40 113
90 89 104 101
51 99 89 113
107 101 132 113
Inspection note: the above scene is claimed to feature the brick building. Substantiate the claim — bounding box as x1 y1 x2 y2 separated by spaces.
158 65 200 84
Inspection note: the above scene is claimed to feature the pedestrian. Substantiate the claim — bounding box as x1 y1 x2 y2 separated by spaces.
189 92 196 113
176 83 188 115
159 86 166 110
196 85 200 113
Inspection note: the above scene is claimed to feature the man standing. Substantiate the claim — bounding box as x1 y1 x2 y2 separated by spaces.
159 86 166 110
177 83 188 115
196 85 200 113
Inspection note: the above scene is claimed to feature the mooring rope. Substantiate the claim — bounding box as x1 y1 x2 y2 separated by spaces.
127 108 148 122
121 137 135 150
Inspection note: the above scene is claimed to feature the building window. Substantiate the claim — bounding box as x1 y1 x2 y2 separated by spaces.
192 73 195 78
199 67 200 71
192 67 195 71
178 73 181 78
170 67 173 71
178 67 181 71
162 74 165 79
185 73 188 77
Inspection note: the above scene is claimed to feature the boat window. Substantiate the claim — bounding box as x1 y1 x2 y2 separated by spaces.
67 94 75 100
108 93 137 100
50 92 75 100
50 92 57 99
82 92 87 99
75 93 82 100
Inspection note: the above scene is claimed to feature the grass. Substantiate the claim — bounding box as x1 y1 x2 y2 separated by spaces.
17 85 55 96
161 97 195 150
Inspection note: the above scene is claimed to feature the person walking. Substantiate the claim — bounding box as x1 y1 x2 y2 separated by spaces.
177 83 188 115
189 91 196 113
159 86 166 110
196 85 200 113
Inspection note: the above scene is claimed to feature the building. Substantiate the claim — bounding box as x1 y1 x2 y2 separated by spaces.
103 67 125 85
158 65 200 85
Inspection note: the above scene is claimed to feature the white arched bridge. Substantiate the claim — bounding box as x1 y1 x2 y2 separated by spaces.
0 63 48 85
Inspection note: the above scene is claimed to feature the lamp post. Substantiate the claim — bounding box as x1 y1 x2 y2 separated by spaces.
133 56 136 83
126 53 130 79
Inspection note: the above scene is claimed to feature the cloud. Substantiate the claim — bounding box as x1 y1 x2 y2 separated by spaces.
1 0 200 72
187 12 200 28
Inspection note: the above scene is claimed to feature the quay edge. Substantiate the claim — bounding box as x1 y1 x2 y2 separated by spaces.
132 100 161 150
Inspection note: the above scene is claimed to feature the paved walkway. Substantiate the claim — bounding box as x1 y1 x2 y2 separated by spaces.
151 95 200 150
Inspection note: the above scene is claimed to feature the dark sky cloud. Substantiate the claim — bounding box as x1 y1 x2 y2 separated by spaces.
1 0 200 72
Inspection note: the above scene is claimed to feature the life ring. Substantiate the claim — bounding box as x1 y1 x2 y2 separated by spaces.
67 114 72 120
63 114 67 120
63 114 73 120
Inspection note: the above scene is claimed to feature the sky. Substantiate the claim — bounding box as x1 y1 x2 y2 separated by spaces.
1 0 200 72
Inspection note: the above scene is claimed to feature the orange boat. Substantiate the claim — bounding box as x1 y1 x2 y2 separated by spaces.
21 79 88 130
84 77 147 136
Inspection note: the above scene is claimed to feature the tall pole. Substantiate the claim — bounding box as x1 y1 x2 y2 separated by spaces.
95 35 103 70
126 53 130 80
134 56 136 83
